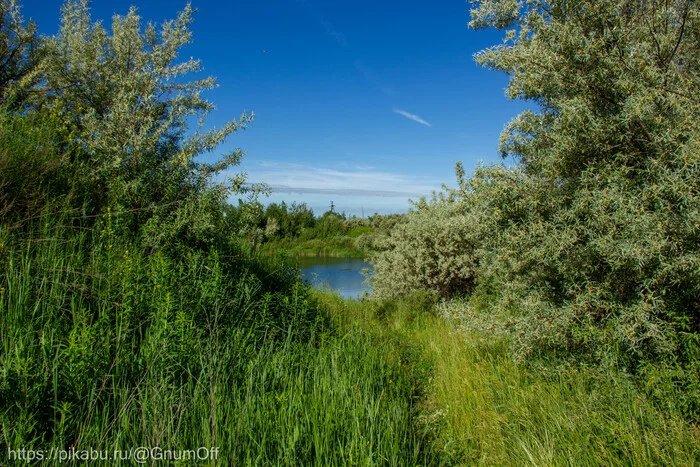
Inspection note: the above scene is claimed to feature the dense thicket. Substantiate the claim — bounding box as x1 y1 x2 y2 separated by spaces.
371 0 699 419
0 0 262 253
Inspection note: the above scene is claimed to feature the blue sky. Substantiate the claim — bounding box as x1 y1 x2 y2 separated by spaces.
20 0 527 217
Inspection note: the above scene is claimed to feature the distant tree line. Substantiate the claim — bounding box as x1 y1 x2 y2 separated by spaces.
224 200 407 250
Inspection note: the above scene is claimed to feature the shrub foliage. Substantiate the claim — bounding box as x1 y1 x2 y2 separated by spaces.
371 0 700 417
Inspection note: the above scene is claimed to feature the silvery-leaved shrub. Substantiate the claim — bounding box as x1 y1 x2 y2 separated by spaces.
373 0 699 417
0 0 40 109
32 0 262 245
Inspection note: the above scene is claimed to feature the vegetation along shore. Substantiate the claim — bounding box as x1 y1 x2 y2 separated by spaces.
1 0 698 465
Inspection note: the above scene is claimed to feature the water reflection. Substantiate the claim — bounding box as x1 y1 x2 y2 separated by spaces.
296 257 372 299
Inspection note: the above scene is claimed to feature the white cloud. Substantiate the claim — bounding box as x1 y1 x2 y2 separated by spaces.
245 161 440 198
393 108 432 127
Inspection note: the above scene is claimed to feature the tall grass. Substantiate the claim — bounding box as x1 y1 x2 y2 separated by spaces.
259 236 367 258
0 217 443 466
3 209 698 465
317 291 700 466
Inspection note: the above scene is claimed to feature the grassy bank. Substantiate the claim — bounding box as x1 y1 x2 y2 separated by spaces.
0 220 443 465
317 291 700 465
259 236 367 258
4 219 696 465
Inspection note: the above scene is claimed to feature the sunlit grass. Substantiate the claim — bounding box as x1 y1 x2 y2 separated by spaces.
259 236 367 258
0 222 442 466
316 291 700 466
2 215 697 466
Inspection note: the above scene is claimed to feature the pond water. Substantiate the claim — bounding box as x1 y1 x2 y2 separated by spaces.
296 257 372 299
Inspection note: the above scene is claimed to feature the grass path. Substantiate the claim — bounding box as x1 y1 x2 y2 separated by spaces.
316 291 700 466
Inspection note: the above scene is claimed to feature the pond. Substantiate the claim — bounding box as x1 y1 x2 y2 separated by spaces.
296 257 372 299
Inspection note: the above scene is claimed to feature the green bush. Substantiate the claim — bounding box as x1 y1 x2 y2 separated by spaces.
27 0 261 242
0 112 67 223
347 225 373 238
370 198 480 298
371 0 700 419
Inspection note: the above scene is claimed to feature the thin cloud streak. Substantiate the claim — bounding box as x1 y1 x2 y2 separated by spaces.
353 61 394 97
394 109 432 127
297 0 349 49
320 20 348 48
269 185 422 198
393 108 432 127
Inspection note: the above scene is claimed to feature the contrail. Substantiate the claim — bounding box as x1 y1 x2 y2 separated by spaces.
295 2 433 128
393 108 432 127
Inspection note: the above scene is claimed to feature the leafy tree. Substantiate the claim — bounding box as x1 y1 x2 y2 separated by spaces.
33 0 259 244
261 202 317 240
465 0 700 364
470 0 699 181
264 202 290 239
313 210 346 238
0 0 39 108
288 202 315 235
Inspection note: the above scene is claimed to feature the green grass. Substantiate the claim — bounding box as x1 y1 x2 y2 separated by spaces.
2 215 697 466
316 291 700 466
259 236 367 258
0 219 444 466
